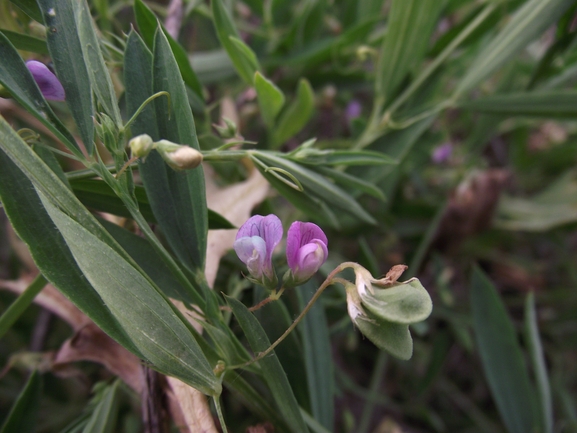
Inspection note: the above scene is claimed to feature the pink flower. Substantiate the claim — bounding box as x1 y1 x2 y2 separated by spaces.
26 60 65 101
285 221 328 285
233 215 282 287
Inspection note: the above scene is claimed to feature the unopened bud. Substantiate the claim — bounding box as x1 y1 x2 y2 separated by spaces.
129 134 155 158
156 139 203 171
214 117 238 139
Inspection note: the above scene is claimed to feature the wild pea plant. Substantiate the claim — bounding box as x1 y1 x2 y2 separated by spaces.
0 0 431 430
1 0 575 431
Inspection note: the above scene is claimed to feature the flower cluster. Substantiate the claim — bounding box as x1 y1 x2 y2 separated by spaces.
233 214 328 289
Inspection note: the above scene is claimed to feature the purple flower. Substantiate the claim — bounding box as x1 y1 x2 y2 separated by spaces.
25 60 65 101
345 100 362 123
233 214 283 287
431 143 452 164
285 221 328 285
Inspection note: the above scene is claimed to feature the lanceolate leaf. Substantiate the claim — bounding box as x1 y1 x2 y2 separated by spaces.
253 151 375 224
37 0 95 154
298 283 334 432
0 119 140 355
0 29 48 54
150 28 208 271
0 370 42 433
0 31 78 154
9 0 43 22
134 0 203 99
40 194 220 396
254 71 285 128
271 79 315 148
461 90 577 117
211 0 259 84
470 267 540 433
75 0 121 126
376 0 444 105
225 296 309 433
455 0 575 96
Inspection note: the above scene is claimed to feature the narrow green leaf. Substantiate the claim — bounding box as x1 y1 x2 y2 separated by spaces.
298 283 334 432
461 90 577 117
9 0 43 22
229 35 260 71
134 0 203 99
376 0 444 104
253 151 375 224
0 29 48 54
254 71 285 128
74 0 121 126
289 149 397 166
82 380 120 433
254 162 340 227
150 28 208 271
71 179 157 223
211 0 259 83
0 31 78 154
470 267 539 433
223 372 291 431
525 293 553 433
99 219 194 304
271 79 314 148
41 194 220 396
0 125 140 355
225 295 309 433
0 370 42 433
455 0 575 96
0 274 46 340
312 166 385 201
37 0 95 154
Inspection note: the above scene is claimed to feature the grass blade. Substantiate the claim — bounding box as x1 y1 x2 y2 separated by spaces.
0 370 42 433
470 267 539 433
525 293 553 433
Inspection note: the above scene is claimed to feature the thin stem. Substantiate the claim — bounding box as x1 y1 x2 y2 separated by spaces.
212 396 229 433
123 91 170 132
248 286 286 311
116 156 139 179
228 262 358 370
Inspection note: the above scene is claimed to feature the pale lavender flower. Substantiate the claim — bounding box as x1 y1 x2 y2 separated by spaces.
345 100 362 123
431 142 452 164
285 221 328 285
233 214 282 287
26 60 65 101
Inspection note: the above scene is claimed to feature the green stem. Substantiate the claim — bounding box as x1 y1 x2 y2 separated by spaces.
0 274 47 339
212 396 229 433
122 91 171 132
228 262 358 370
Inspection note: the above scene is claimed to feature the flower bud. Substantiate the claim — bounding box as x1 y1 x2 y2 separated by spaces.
129 134 155 158
25 60 65 101
155 140 203 171
213 117 238 139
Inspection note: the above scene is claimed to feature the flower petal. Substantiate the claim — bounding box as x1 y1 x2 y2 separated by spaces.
25 60 65 101
233 236 267 279
286 221 327 269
